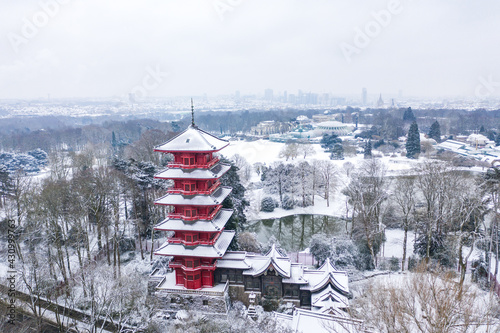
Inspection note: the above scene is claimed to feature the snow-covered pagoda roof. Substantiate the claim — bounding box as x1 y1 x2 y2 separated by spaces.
242 245 291 278
311 284 349 312
301 259 349 295
216 251 252 269
154 209 233 232
154 230 235 258
282 263 308 284
155 163 231 180
154 125 229 153
155 186 232 206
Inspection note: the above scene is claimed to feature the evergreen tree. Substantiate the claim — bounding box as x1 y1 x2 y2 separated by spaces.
480 125 486 133
428 120 441 142
403 107 416 122
364 140 372 159
220 157 250 250
330 143 344 160
406 121 421 159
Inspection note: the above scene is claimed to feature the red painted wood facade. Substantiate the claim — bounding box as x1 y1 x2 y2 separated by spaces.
153 126 232 289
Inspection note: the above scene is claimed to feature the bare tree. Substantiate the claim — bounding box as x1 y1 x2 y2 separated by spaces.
352 265 500 333
317 160 337 207
393 171 416 271
343 159 388 268
279 142 299 161
415 160 461 262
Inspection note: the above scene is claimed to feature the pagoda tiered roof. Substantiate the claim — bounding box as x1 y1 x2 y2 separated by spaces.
301 258 349 295
155 163 231 180
155 186 232 206
216 252 252 270
242 245 291 278
154 209 233 232
154 125 229 153
311 284 349 312
154 230 235 258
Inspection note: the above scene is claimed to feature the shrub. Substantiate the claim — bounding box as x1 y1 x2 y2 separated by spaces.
389 257 400 271
281 195 295 210
260 197 275 212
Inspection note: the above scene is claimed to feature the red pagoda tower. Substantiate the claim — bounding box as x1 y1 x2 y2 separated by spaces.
153 112 234 290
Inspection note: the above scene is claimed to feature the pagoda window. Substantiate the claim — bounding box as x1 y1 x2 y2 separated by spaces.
184 208 197 218
183 182 196 192
185 233 198 243
183 156 195 166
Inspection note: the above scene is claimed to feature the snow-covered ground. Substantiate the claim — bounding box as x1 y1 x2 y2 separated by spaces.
221 139 500 286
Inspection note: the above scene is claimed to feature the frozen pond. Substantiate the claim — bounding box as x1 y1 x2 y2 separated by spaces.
247 214 349 252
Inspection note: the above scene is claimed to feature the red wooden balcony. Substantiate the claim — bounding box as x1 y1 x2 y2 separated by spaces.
167 157 220 169
168 181 221 196
167 237 218 246
168 205 222 221
169 261 217 271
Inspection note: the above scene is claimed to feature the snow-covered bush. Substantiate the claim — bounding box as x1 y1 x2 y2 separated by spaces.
237 232 262 253
331 238 362 270
27 148 48 166
281 195 295 210
261 197 275 212
309 234 331 265
389 256 400 271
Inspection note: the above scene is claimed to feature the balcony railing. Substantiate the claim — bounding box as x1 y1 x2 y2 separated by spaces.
169 262 217 271
168 181 221 196
167 157 220 169
168 206 222 221
167 237 218 246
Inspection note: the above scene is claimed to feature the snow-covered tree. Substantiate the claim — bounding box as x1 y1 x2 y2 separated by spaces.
406 121 420 159
428 120 441 142
261 197 275 212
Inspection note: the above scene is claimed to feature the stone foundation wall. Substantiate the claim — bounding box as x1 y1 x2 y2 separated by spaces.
154 289 229 315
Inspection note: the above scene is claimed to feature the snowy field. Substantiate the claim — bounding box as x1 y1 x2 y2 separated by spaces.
220 139 500 285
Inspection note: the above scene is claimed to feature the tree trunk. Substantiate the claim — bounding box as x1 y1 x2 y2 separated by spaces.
402 224 408 271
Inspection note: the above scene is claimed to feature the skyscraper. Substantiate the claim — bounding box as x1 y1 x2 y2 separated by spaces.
264 88 273 101
362 87 367 106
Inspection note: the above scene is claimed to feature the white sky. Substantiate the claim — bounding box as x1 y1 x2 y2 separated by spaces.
0 0 499 99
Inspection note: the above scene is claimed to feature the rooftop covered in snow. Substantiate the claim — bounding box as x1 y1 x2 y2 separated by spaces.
154 208 233 232
155 186 232 206
154 125 229 153
154 230 235 258
155 163 231 180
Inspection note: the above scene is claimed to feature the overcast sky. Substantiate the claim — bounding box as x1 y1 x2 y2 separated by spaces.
1 0 499 100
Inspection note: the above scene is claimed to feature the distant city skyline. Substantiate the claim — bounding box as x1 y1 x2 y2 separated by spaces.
1 1 500 100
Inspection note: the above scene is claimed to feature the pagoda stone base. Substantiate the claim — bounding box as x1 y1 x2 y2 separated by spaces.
153 289 230 316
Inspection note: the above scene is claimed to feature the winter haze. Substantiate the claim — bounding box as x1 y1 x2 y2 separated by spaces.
1 0 500 99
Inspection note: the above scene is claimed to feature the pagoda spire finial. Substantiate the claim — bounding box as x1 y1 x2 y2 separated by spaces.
191 98 195 127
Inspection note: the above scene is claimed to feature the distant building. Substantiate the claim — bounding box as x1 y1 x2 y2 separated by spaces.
264 88 274 101
377 94 384 107
362 88 367 105
250 120 291 136
314 121 354 136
